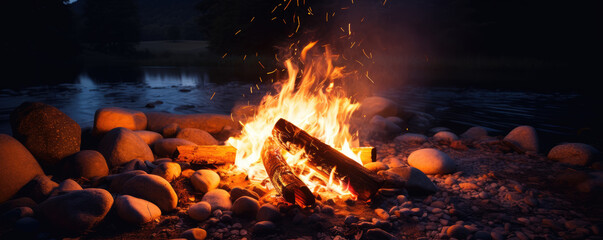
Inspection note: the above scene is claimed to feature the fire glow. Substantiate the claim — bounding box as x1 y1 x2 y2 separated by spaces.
226 42 363 200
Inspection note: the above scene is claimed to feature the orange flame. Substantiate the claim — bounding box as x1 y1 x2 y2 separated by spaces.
227 42 362 199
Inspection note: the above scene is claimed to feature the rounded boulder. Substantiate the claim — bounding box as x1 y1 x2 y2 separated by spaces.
0 134 45 202
232 196 260 218
61 150 109 179
201 189 231 211
191 169 220 193
114 195 162 225
503 125 539 153
188 201 212 221
133 130 163 146
93 107 147 136
153 138 197 158
121 174 178 212
98 127 154 168
176 128 219 146
407 148 456 175
548 143 600 166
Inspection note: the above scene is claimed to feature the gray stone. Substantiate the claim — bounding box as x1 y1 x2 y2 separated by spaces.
121 174 178 212
503 125 539 153
191 169 220 193
407 148 456 174
548 143 600 166
10 102 81 169
114 195 161 224
61 150 109 179
93 107 147 135
153 138 196 157
201 189 231 211
188 201 212 221
98 127 154 168
176 128 219 145
0 134 44 203
37 188 113 234
232 196 259 218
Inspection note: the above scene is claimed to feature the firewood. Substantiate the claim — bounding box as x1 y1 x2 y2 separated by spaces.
174 145 375 165
261 137 315 206
272 118 384 200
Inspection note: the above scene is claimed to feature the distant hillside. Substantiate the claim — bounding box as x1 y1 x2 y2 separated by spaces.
71 0 204 41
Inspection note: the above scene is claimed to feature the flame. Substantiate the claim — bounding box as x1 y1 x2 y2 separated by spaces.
226 42 362 199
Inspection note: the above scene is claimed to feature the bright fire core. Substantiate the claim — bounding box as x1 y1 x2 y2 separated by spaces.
226 42 363 200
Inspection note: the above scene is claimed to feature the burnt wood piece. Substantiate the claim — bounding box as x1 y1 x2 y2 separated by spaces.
174 145 375 165
261 137 315 206
272 118 383 200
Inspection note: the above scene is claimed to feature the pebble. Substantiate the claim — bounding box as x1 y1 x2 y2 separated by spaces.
375 208 389 220
232 196 259 218
256 203 281 222
181 228 207 240
252 221 277 234
121 174 178 212
188 201 212 221
191 169 220 193
229 187 260 201
201 189 232 211
365 228 396 240
114 195 162 224
152 162 182 182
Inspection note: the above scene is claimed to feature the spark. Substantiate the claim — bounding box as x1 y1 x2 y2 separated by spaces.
234 29 241 35
222 53 228 58
350 42 356 48
325 12 328 22
243 55 247 61
258 60 265 69
382 0 387 5
250 87 253 94
259 77 263 82
362 49 371 59
348 23 351 35
355 60 364 66
301 41 317 62
307 7 313 15
256 84 260 90
271 4 280 13
295 16 300 32
365 71 374 83
210 92 216 100
284 0 292 11
250 17 255 22
267 69 278 75
271 17 277 21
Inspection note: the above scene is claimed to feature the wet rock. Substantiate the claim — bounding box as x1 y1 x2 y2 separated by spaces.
359 96 398 119
201 189 232 211
386 166 437 194
10 102 81 169
446 225 469 239
121 174 178 212
37 188 113 235
176 128 219 145
503 125 539 153
133 130 163 146
548 143 600 166
253 221 277 234
120 158 149 173
61 150 109 179
433 131 459 143
145 112 238 135
152 162 181 182
17 174 58 203
407 148 456 174
394 133 427 144
230 187 260 201
460 126 489 140
92 107 147 135
0 134 45 202
188 201 212 221
114 195 161 225
191 169 220 193
364 162 389 172
365 228 397 240
181 228 207 240
257 203 281 222
232 196 260 218
98 127 154 168
153 138 196 157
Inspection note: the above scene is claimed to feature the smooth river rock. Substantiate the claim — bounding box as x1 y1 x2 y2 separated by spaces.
152 162 182 182
145 112 238 135
188 201 212 221
201 189 232 211
460 126 489 140
114 195 162 225
153 138 197 157
407 148 456 175
433 131 459 143
395 133 428 144
61 150 109 179
232 196 259 218
121 174 178 212
191 169 220 193
548 143 600 166
93 107 147 136
133 130 163 146
387 166 437 194
0 134 44 202
176 128 219 145
10 102 80 169
503 125 539 153
98 127 154 168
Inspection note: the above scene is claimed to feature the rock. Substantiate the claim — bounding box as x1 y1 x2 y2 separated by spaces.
1 206 34 224
61 150 109 179
120 158 149 173
188 201 212 221
459 182 479 191
547 143 600 166
37 188 113 235
503 125 539 153
114 195 161 225
368 115 403 139
121 174 178 212
386 166 438 194
17 174 58 203
257 203 281 222
133 130 163 146
92 107 147 135
433 131 459 143
181 228 207 240
407 148 456 174
10 102 81 170
191 169 220 193
153 138 196 157
230 187 260 201
364 162 389 172
152 162 182 182
447 225 469 239
232 196 260 218
365 228 397 240
105 170 147 193
53 179 83 195
176 128 219 145
98 127 154 168
385 116 404 126
460 126 489 140
253 221 276 234
0 134 45 202
201 189 231 211
475 231 492 240
0 197 37 214
145 112 238 136
161 123 180 138
405 111 434 132
394 133 427 144
375 208 389 220
359 96 398 119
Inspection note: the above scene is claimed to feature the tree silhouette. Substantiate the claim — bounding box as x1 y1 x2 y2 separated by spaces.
81 0 141 54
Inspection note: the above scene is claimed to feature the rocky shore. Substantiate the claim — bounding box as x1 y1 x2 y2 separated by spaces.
0 99 601 240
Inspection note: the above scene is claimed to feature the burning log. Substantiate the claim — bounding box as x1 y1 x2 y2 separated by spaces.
261 137 315 206
272 118 383 200
174 145 375 165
